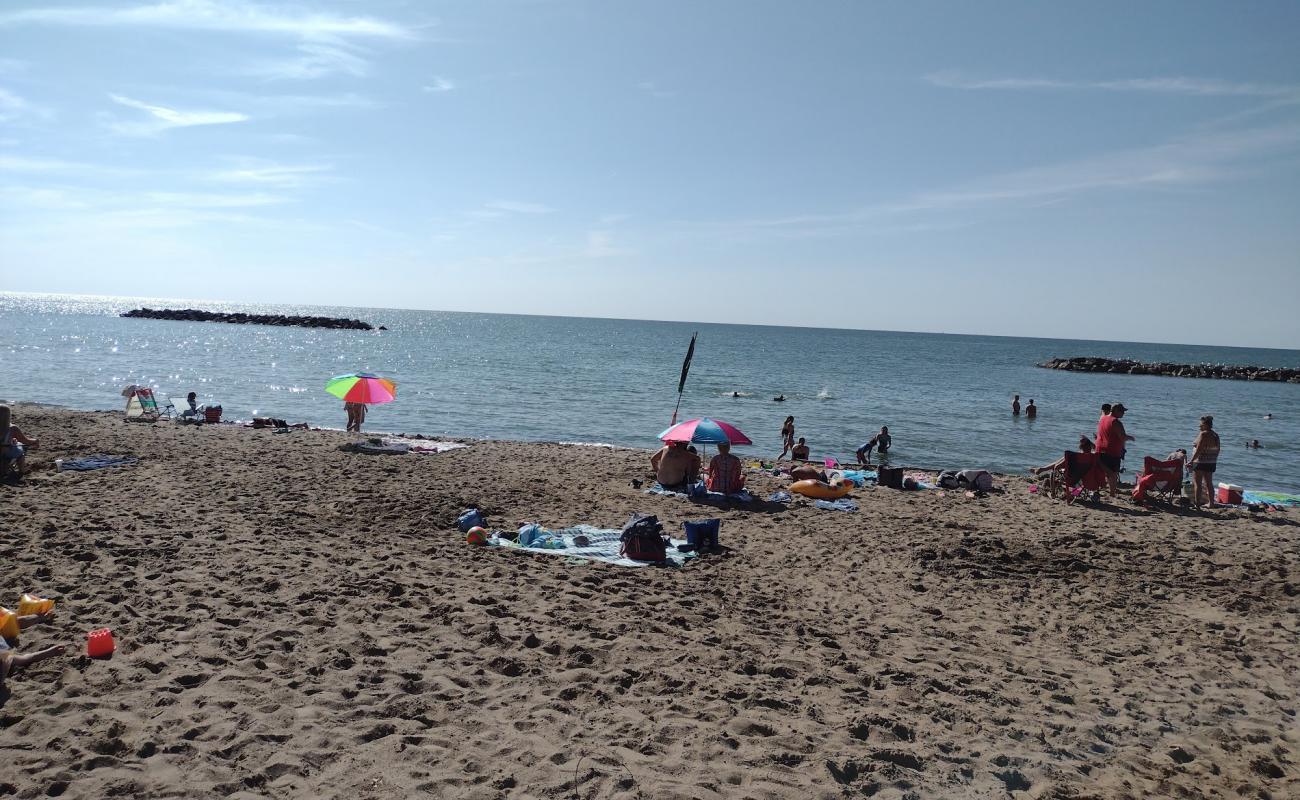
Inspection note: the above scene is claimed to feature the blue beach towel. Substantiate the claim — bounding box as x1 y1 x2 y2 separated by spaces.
766 490 792 504
647 483 754 503
489 524 696 568
1242 490 1300 507
59 455 138 471
814 498 858 512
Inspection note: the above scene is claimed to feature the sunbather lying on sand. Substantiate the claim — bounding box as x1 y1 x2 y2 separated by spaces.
0 611 65 693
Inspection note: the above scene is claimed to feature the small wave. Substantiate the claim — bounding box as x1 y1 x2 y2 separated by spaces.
722 391 751 397
817 388 834 400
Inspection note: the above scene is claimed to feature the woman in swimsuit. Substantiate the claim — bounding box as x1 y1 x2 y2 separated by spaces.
778 416 795 460
1189 415 1221 507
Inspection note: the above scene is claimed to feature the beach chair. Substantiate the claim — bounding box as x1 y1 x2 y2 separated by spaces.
1132 456 1184 504
1046 450 1105 503
124 387 162 422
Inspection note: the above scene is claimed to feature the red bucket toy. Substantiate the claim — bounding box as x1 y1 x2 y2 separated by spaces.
87 628 115 658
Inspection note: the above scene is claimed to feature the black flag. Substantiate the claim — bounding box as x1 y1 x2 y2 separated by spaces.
670 332 697 426
677 332 697 394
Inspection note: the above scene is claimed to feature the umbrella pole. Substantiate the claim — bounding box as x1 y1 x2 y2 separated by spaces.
670 392 683 427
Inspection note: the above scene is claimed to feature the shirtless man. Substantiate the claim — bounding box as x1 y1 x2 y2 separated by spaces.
650 441 699 490
790 437 810 461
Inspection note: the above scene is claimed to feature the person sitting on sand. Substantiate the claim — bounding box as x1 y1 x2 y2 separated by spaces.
651 441 699 491
1 405 39 480
791 437 810 461
856 426 891 464
706 442 745 494
1031 436 1094 475
0 610 65 693
181 391 200 418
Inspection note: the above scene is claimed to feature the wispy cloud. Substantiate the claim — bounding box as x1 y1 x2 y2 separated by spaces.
637 80 675 99
925 71 1300 98
483 200 553 215
108 93 249 136
704 123 1300 236
423 77 456 93
244 41 370 80
207 160 332 188
0 0 413 40
0 154 90 173
0 87 52 123
583 231 632 258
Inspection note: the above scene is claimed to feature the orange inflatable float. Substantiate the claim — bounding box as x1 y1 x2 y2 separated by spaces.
790 479 853 500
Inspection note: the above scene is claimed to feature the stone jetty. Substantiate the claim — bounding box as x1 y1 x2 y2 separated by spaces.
1039 356 1300 383
122 308 374 331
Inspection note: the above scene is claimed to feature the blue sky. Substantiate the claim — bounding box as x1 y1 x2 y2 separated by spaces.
2 1 1298 347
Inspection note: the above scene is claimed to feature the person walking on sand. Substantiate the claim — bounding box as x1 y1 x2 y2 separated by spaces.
1012 395 1021 416
345 401 367 432
1095 403 1135 498
1189 415 1221 508
1025 399 1037 419
778 416 795 460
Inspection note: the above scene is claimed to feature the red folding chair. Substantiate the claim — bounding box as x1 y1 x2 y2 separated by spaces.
1047 451 1106 503
1132 456 1184 504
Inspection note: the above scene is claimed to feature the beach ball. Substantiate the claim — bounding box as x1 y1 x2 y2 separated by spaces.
466 526 488 545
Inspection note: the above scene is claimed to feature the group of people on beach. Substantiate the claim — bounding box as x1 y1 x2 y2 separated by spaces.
777 415 892 465
650 440 745 494
1032 400 1229 508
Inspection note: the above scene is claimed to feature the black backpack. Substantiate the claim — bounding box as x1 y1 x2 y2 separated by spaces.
620 513 668 562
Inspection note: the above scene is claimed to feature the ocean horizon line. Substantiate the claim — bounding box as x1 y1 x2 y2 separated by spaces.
5 289 1297 354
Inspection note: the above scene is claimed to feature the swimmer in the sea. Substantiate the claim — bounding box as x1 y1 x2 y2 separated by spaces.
732 391 740 398
773 394 786 402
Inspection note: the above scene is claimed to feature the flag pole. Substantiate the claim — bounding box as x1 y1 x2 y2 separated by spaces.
670 332 697 426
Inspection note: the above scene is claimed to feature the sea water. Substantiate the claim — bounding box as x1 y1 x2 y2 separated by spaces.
2 292 1297 493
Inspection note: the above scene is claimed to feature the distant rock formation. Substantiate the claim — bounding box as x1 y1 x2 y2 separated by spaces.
122 308 374 331
1039 356 1300 383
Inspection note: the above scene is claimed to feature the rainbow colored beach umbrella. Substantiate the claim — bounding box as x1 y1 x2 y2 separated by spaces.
325 373 397 404
658 417 752 446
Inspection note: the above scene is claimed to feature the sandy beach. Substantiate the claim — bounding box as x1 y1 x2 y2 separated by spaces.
2 404 1297 799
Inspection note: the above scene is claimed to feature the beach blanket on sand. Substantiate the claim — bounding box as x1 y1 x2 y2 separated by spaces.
59 455 138 471
647 483 754 503
1242 491 1300 507
488 525 696 567
815 498 858 512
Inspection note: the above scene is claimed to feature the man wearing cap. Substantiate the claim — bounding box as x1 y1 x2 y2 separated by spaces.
1096 403 1136 498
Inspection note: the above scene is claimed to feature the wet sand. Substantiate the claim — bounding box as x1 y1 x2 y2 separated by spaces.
2 405 1297 798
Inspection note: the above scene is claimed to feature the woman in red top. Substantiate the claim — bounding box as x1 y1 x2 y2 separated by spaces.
1095 403 1135 497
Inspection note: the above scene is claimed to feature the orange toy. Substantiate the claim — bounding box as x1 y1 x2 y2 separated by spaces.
17 593 55 616
87 628 116 658
0 607 18 639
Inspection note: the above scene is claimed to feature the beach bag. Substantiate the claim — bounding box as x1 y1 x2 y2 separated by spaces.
877 466 904 490
957 470 994 492
620 513 668 562
457 508 485 532
936 470 960 489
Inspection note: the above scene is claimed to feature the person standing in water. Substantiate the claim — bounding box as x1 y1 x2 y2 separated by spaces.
1012 395 1021 416
1025 399 1037 419
1189 415 1221 507
778 416 795 460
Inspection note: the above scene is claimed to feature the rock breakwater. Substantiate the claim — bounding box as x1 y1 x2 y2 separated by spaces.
1039 357 1300 383
122 308 375 330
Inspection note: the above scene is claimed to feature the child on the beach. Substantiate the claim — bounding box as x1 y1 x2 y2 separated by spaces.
0 610 65 692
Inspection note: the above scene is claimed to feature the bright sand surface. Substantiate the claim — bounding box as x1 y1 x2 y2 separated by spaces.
2 405 1297 798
